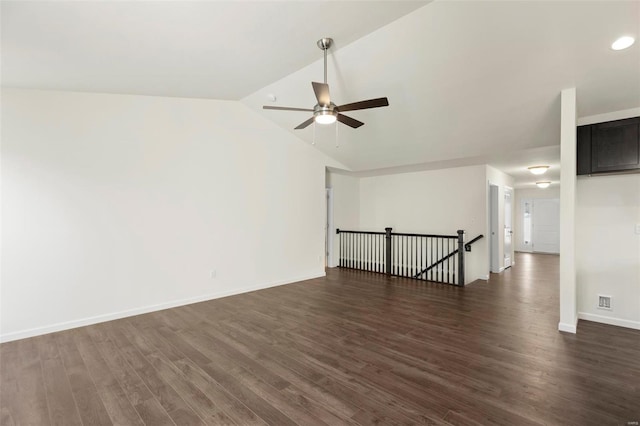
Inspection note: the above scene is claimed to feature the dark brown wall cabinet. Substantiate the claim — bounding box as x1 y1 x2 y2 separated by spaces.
577 116 640 175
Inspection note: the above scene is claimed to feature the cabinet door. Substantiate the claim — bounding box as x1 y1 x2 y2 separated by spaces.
591 117 640 173
576 125 591 175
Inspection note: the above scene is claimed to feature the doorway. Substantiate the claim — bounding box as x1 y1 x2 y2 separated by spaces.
490 184 513 273
519 198 560 254
490 184 500 273
504 187 513 268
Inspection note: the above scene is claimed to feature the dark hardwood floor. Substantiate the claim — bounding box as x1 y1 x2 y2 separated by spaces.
1 253 639 425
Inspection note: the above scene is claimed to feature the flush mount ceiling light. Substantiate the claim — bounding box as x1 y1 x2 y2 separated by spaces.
536 181 551 189
611 36 635 50
528 165 549 175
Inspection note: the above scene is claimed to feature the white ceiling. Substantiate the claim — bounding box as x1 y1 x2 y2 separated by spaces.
1 1 427 100
3 1 639 186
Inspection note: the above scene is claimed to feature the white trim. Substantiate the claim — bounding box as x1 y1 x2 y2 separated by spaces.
577 107 640 126
325 187 336 267
0 271 326 343
558 319 577 333
578 312 640 331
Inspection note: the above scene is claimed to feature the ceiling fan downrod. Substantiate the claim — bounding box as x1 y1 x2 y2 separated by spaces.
317 38 333 85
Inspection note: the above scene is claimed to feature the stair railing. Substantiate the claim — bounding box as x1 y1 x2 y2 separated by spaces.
336 227 483 286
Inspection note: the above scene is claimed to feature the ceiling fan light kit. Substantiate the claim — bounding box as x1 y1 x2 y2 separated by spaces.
263 37 389 130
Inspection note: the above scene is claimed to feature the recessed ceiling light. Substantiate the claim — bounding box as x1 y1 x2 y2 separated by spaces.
528 166 549 175
536 181 551 189
611 36 635 51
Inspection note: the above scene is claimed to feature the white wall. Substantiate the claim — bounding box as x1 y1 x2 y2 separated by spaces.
514 187 561 252
486 166 515 272
576 174 640 330
358 165 488 283
326 172 360 267
1 88 342 342
573 106 640 331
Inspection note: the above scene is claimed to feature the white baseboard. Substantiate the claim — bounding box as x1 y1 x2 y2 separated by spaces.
578 312 640 331
0 271 326 343
558 318 577 333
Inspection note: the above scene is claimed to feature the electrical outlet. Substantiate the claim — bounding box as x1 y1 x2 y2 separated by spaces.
597 295 612 310
210 270 217 279
635 224 640 235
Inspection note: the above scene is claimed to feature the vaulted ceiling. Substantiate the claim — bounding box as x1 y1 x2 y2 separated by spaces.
3 1 639 188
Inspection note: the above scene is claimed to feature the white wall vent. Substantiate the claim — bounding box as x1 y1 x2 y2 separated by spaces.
597 295 612 310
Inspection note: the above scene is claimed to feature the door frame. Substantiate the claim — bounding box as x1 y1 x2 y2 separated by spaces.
519 198 534 253
325 188 335 267
504 186 513 269
489 184 500 273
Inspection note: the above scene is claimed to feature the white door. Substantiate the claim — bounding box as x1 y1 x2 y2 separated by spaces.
520 199 534 252
532 198 560 254
490 185 500 273
504 188 513 268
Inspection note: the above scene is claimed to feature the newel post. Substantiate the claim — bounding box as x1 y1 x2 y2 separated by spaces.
385 227 393 275
457 230 465 286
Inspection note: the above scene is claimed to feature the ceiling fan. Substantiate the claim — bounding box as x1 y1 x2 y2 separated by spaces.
263 37 389 129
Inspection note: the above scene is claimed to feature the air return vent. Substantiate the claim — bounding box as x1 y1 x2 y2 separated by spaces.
597 295 612 310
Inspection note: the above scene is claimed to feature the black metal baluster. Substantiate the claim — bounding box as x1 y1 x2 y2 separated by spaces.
401 235 403 276
363 233 366 271
375 234 378 272
359 233 362 271
405 236 408 277
346 233 349 269
377 235 380 272
430 237 433 281
365 234 368 271
369 234 372 272
380 234 382 273
457 230 465 286
413 237 416 278
366 234 369 271
393 235 396 275
396 235 399 276
361 233 364 270
410 236 413 277
438 238 444 282
423 237 426 281
438 237 441 282
420 237 423 280
350 233 354 269
374 234 377 272
451 238 455 284
358 234 361 270
447 238 451 284
354 233 357 270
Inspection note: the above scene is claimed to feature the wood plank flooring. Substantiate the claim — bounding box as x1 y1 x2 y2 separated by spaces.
1 253 639 425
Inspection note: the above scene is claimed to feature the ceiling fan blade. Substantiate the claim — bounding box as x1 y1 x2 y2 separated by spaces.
337 97 389 112
337 114 364 129
294 117 315 130
263 106 314 112
312 82 331 106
